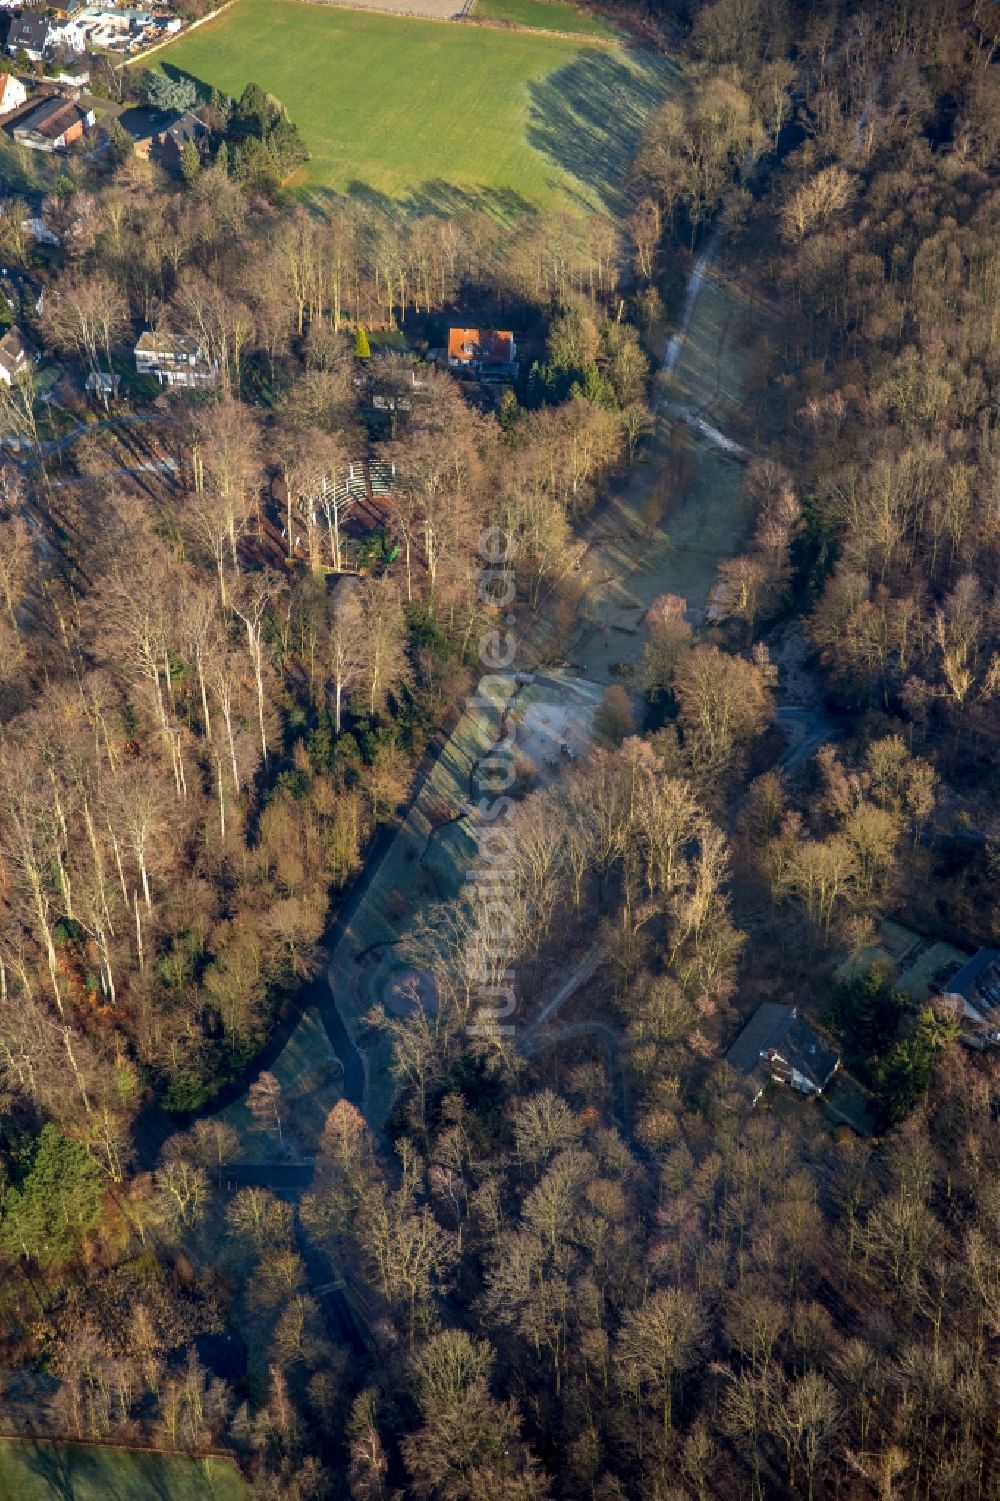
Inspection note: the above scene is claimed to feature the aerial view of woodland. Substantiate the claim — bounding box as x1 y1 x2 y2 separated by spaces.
0 0 998 1496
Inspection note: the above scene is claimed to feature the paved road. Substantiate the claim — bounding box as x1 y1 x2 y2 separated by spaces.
2 412 154 459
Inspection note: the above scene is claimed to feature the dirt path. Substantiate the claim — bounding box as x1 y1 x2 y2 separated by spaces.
520 943 606 1039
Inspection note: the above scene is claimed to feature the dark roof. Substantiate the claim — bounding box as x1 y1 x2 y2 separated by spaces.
7 14 52 51
779 1016 840 1090
118 105 173 143
164 110 207 148
119 106 207 149
726 1002 839 1092
946 948 1000 1021
726 1002 797 1075
0 325 37 377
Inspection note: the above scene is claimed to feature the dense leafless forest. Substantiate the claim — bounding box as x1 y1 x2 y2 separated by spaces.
1 0 1000 1497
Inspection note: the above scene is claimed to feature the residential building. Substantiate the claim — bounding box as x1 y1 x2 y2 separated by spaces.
0 71 26 113
6 13 53 59
21 215 58 245
447 327 517 377
85 369 119 399
12 95 93 150
0 268 44 317
725 1002 840 1105
940 948 1000 1048
134 329 219 388
121 106 208 174
0 325 37 385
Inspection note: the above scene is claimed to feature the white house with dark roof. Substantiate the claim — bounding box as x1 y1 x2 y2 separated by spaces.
726 1002 840 1105
940 948 1000 1048
0 326 37 385
6 13 54 60
134 329 219 388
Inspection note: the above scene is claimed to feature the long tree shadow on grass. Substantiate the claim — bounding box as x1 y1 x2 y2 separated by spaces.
526 49 680 213
329 178 538 224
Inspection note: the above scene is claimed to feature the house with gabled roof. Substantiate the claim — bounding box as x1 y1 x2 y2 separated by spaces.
939 948 1000 1048
447 327 517 378
726 1002 840 1105
12 94 94 151
0 325 37 386
120 106 208 175
6 13 54 60
134 329 219 389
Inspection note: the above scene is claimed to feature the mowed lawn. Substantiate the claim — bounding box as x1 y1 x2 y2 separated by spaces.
473 0 617 36
155 0 678 212
0 1440 249 1500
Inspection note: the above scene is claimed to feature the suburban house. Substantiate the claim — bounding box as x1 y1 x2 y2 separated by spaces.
121 107 208 173
12 95 94 151
21 215 58 246
726 1002 840 1105
939 948 1000 1048
134 329 219 388
0 325 37 385
52 4 173 54
447 327 517 377
6 13 54 59
0 71 25 114
0 268 44 318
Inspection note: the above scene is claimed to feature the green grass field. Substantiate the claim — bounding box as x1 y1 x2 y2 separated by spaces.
217 1006 343 1161
473 0 616 36
0 135 63 196
0 1441 248 1501
156 0 677 212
